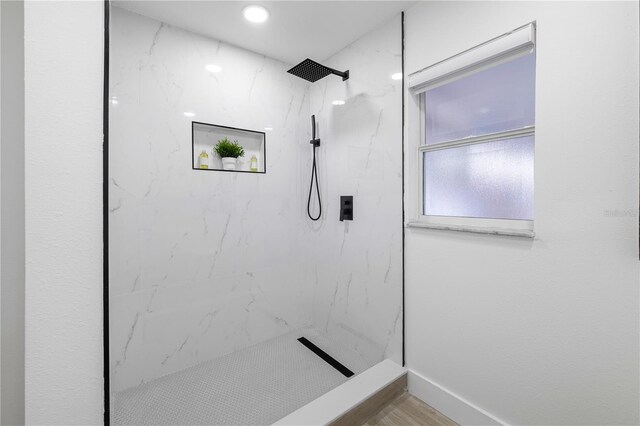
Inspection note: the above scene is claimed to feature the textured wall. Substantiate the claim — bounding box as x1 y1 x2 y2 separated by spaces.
109 7 313 391
24 1 104 424
1 0 25 423
405 2 640 424
306 16 403 365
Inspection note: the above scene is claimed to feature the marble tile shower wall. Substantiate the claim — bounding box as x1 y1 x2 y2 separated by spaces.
110 7 403 393
305 16 403 365
109 8 313 391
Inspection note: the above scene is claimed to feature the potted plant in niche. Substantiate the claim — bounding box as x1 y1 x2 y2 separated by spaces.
214 138 245 170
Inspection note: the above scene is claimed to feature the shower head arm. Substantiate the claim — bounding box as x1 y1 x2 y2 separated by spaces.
327 67 349 81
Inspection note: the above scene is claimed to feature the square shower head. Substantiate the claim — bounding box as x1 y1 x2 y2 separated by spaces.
288 58 349 83
287 59 333 83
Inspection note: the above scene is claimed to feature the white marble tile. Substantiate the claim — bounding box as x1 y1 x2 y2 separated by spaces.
109 6 403 393
110 292 147 391
306 16 404 365
110 7 312 390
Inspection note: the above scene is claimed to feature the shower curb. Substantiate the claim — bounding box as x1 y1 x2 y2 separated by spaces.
273 359 406 426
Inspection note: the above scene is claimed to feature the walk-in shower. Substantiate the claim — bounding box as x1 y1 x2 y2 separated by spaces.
107 2 404 424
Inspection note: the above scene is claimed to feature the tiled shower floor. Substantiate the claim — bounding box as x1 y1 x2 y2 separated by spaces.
112 328 375 425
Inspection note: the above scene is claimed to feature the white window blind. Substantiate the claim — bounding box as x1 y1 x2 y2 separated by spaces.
408 22 536 94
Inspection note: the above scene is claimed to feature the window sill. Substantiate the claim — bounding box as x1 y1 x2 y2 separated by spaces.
405 221 535 238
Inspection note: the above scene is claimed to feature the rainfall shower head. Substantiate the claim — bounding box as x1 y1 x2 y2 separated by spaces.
287 58 349 83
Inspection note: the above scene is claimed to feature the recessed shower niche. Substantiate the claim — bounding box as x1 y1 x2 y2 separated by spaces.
192 121 266 173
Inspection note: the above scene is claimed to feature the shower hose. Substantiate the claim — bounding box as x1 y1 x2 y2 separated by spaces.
307 143 321 221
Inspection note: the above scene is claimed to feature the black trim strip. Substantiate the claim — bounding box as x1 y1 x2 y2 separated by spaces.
103 0 111 424
297 337 354 378
401 11 406 368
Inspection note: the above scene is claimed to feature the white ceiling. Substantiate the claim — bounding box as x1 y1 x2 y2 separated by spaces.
113 1 414 65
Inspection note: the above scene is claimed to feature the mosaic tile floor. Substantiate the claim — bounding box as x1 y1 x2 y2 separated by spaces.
113 328 374 425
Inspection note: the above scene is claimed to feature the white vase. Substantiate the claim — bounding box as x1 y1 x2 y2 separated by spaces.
221 157 237 170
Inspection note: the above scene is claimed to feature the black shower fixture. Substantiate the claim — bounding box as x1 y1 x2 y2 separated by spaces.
307 115 322 221
340 196 353 222
287 58 349 83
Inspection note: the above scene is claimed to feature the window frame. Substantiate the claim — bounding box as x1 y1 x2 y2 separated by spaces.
406 23 536 238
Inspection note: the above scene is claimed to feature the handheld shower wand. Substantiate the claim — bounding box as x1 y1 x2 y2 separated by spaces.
307 115 321 221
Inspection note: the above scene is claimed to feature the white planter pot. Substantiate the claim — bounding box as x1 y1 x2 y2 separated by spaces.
221 157 237 170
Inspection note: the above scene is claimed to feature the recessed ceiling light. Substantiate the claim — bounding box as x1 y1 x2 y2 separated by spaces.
332 100 346 106
205 64 222 73
183 112 196 117
243 5 269 23
391 72 403 80
264 126 273 131
110 96 119 105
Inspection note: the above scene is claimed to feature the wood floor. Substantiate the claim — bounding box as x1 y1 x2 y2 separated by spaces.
363 392 458 426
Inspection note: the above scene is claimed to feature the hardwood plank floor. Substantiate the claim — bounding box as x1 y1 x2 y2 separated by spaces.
363 392 458 426
331 375 407 426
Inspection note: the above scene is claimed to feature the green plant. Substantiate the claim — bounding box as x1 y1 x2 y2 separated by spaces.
214 138 245 158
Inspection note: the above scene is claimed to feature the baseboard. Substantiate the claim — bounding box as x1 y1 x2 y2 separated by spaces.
407 369 508 426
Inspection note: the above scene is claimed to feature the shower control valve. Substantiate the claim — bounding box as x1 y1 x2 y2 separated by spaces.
340 196 353 222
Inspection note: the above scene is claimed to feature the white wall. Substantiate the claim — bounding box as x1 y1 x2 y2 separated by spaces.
1 0 25 423
307 15 403 365
404 2 639 425
24 1 104 424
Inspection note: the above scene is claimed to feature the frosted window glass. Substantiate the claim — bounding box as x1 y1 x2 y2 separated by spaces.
423 136 534 220
425 53 535 145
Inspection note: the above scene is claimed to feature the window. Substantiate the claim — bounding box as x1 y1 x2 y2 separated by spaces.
408 23 536 237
